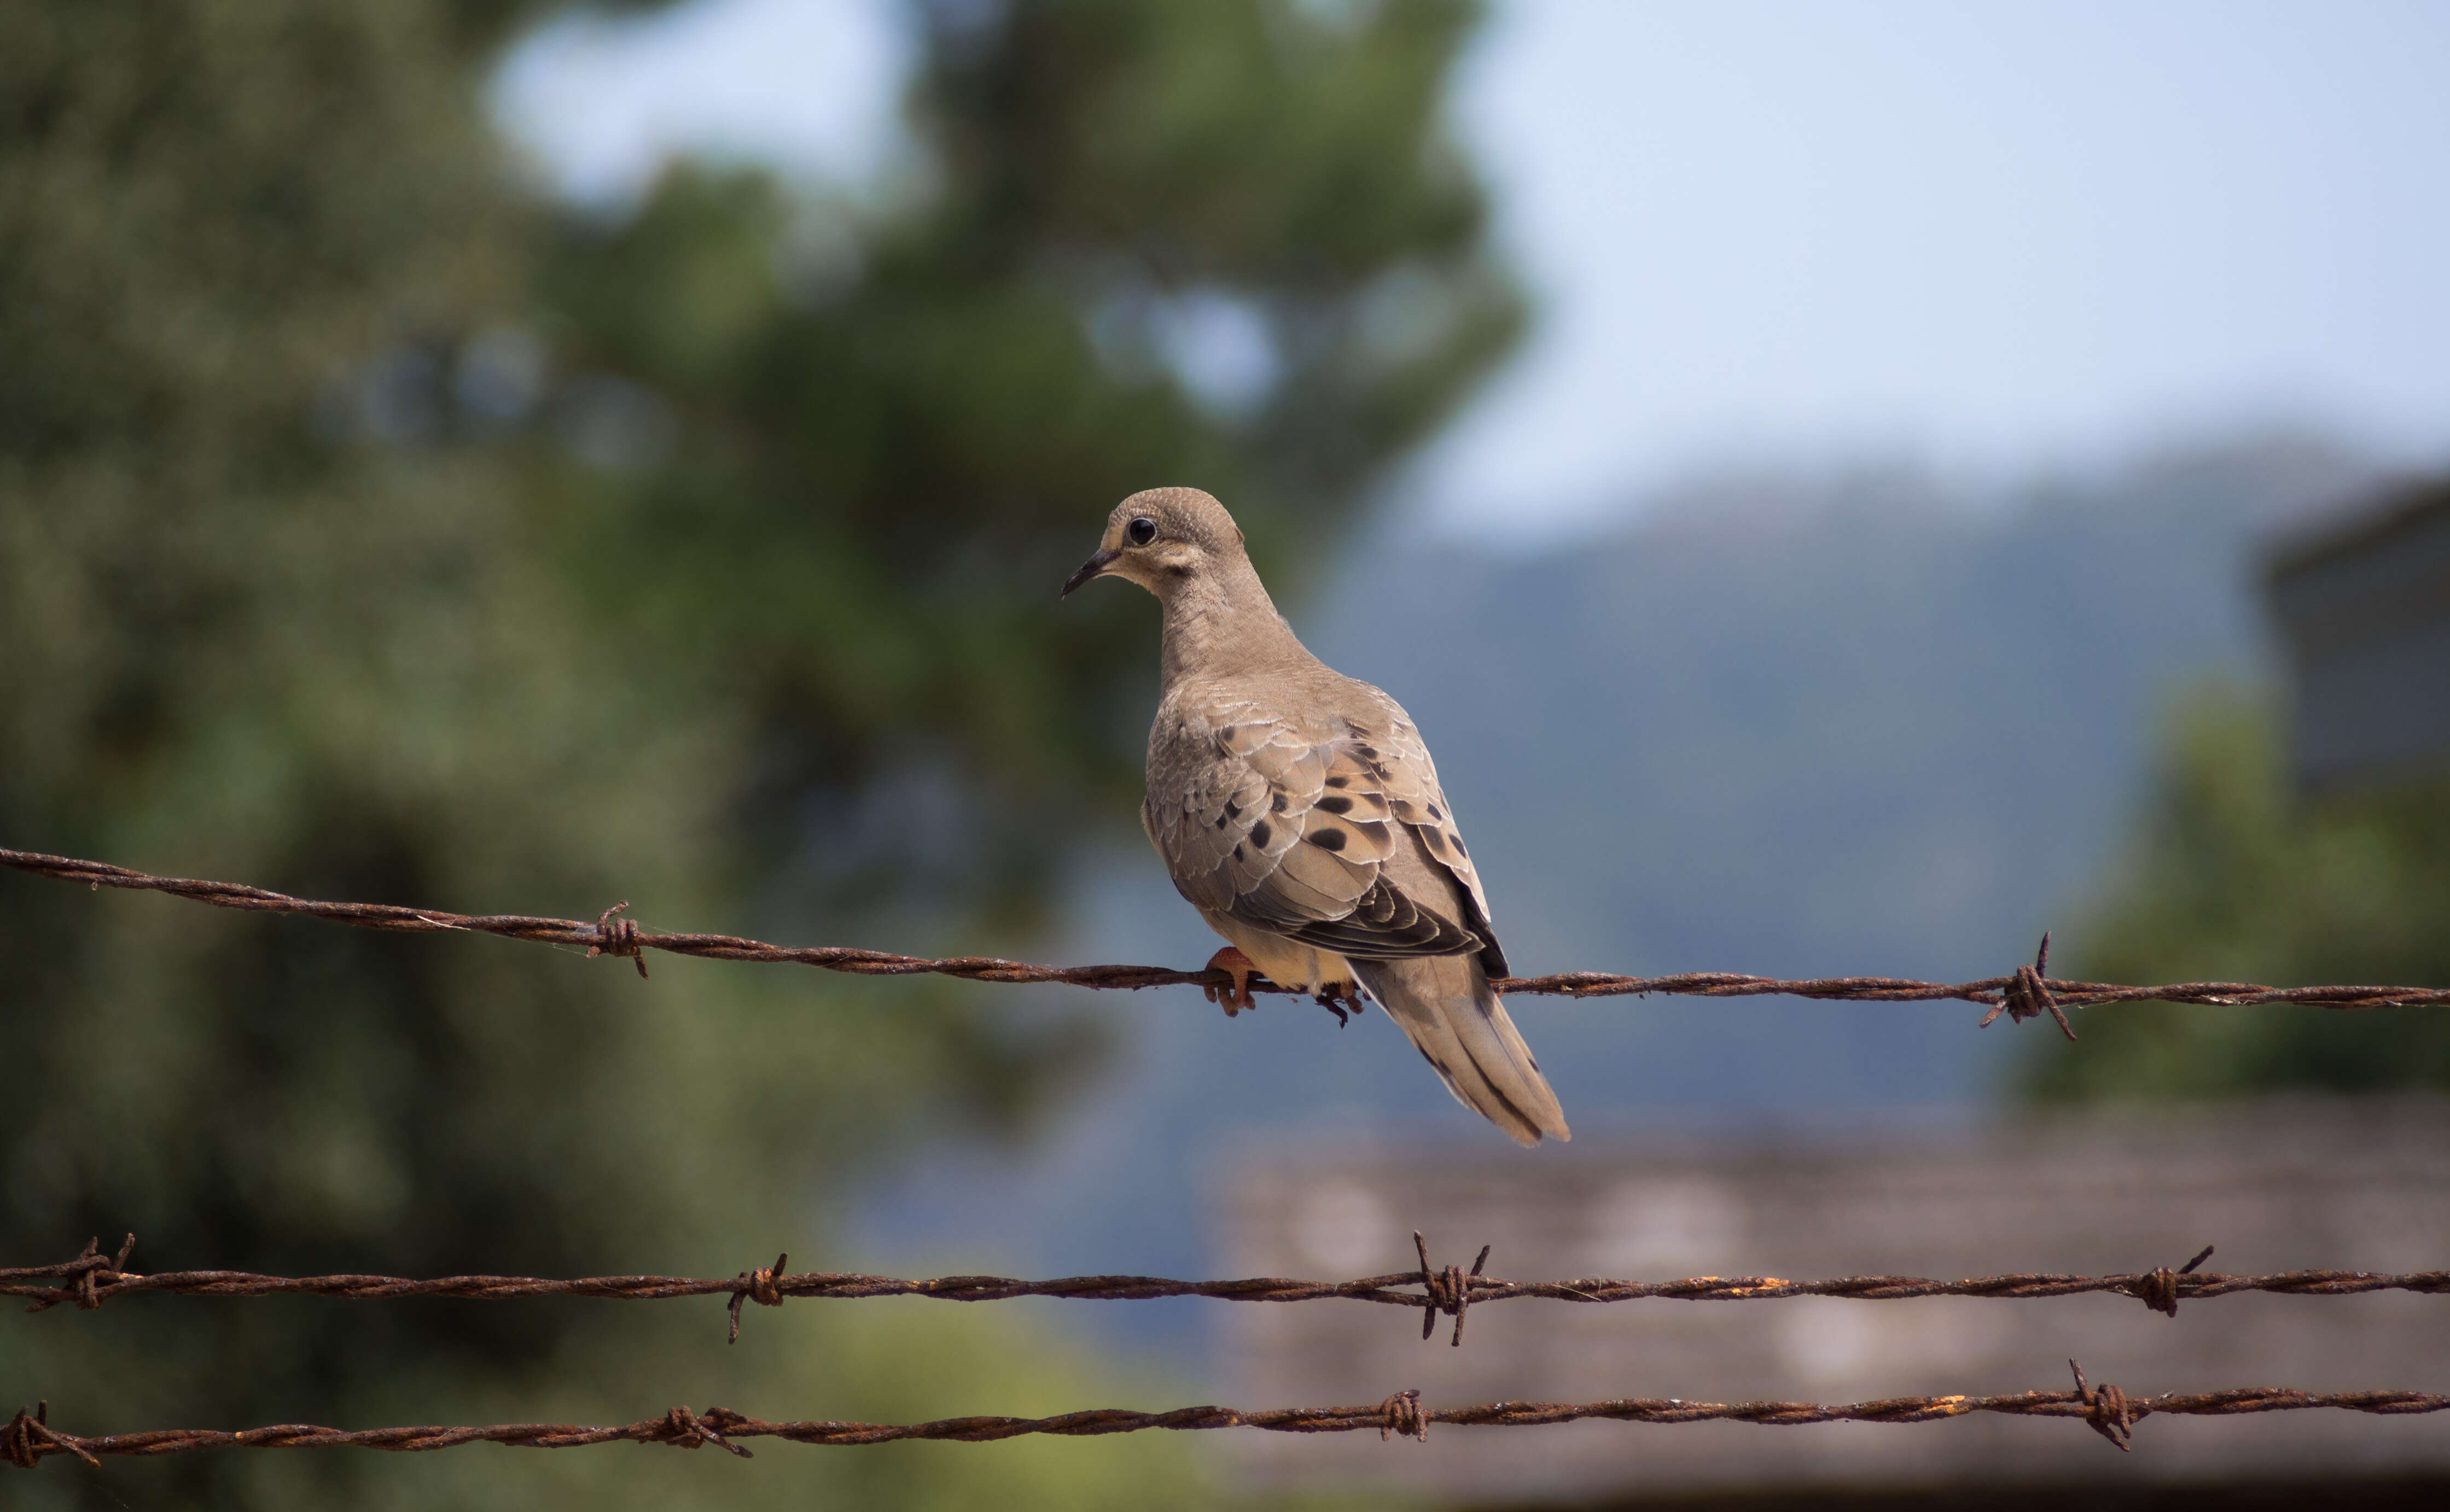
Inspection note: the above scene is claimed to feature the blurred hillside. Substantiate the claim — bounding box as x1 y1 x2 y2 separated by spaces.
1326 436 2368 986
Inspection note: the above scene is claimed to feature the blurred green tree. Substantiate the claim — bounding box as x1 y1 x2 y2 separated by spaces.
537 0 1522 927
2022 687 2450 1102
0 0 1515 1506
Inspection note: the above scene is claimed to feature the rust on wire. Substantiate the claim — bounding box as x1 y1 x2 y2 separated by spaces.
2131 1245 2218 1319
2070 1359 2138 1451
657 1405 751 1458
10 1382 2450 1468
587 902 647 978
1981 933 2076 1040
729 1253 787 1344
5 1403 98 1470
5 847 2447 1013
1379 1389 1427 1442
9 1236 138 1314
1413 1231 1491 1347
13 1236 2446 1336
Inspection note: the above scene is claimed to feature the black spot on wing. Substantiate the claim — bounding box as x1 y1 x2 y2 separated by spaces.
1307 827 1346 851
1249 820 1271 848
1314 795 1353 815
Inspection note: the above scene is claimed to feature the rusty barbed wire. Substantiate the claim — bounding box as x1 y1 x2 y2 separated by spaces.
1980 932 2076 1038
13 1235 2447 1341
1416 1230 1490 1347
7 847 2446 1014
10 1372 2449 1468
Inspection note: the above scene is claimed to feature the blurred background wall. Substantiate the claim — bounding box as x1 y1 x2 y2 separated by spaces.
3 2 2447 1508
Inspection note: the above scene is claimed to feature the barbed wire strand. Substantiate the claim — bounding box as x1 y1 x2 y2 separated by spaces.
13 1235 2445 1340
10 1367 2449 1469
7 848 2445 1014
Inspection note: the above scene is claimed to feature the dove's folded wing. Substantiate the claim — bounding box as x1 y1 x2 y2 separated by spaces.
1143 698 1504 968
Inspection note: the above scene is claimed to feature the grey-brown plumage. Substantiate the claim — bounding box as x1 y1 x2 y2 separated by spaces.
1062 487 1569 1147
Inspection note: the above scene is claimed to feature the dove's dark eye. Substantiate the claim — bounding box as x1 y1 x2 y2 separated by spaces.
1126 516 1158 546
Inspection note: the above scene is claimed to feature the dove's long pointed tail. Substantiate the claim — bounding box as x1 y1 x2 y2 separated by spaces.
1352 954 1570 1147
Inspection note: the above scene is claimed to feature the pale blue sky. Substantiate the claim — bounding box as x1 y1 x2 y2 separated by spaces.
496 0 2450 540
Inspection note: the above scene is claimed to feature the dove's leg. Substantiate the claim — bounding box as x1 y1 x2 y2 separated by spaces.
1197 916 1363 1023
1313 982 1366 1027
1203 947 1259 1015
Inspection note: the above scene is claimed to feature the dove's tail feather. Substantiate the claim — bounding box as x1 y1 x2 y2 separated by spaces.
1352 954 1570 1148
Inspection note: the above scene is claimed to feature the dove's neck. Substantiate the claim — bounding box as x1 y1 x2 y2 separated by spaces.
1156 557 1317 690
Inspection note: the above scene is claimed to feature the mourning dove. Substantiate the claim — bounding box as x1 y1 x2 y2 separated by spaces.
1063 487 1569 1146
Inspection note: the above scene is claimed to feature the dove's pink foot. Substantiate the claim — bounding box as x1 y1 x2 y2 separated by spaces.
1203 947 1259 1015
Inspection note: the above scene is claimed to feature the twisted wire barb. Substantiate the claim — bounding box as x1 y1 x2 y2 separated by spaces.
13 1236 2447 1339
7 848 2446 1012
1415 1230 1490 1346
10 1380 2449 1468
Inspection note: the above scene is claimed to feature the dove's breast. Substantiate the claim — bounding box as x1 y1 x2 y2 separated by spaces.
1140 683 1358 996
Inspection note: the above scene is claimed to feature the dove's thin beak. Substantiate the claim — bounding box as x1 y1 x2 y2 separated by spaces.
1061 547 1121 598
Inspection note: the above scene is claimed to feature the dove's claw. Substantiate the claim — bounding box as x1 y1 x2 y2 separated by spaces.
1314 982 1365 1027
1203 947 1259 1015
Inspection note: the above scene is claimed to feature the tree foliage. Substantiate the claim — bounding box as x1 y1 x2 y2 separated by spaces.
2023 687 2450 1102
0 1 1516 1506
538 0 1520 922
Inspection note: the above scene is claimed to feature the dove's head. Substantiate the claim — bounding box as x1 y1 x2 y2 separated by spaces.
1061 487 1249 601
